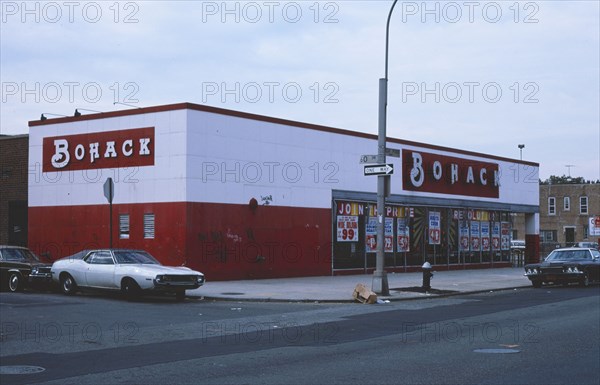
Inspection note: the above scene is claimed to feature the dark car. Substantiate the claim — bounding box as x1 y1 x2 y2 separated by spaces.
0 245 53 292
524 247 600 288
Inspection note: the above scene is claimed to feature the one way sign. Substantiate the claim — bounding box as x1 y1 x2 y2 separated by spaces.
364 164 394 176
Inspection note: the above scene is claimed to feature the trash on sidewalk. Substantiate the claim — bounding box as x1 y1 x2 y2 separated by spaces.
352 283 378 304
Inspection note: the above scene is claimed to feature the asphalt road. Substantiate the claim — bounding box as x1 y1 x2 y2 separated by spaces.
1 286 599 385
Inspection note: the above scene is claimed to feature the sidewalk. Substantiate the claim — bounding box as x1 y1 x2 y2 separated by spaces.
187 267 530 303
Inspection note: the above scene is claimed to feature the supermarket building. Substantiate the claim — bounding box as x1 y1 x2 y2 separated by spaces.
28 103 540 280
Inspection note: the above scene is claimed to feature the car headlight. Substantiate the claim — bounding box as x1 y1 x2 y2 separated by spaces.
155 275 164 282
31 267 39 274
197 275 205 284
533 268 539 274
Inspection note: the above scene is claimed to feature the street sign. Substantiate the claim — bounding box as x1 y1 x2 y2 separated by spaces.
364 164 394 176
103 177 114 203
385 148 400 158
360 154 378 164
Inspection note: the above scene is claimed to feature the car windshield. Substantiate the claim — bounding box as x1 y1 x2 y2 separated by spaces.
1 248 41 263
546 250 591 261
113 250 161 265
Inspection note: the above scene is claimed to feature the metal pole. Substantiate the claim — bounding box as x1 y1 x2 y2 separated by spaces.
109 200 113 249
372 0 398 296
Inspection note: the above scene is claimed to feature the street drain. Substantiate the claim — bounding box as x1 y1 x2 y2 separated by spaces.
473 348 521 354
0 365 46 375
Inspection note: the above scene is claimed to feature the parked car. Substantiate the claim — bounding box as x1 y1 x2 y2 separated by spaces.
0 245 53 292
51 249 205 301
524 247 600 288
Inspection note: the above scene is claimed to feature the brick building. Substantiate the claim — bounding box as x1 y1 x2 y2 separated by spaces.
0 134 29 246
539 183 600 246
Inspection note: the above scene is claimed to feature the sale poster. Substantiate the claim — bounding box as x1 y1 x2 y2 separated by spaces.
428 211 441 245
459 221 470 251
365 217 377 252
470 221 481 251
491 222 501 250
365 217 393 252
385 217 394 252
397 218 410 252
336 215 358 242
481 222 490 251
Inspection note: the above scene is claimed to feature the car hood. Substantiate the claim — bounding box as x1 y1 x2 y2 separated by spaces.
118 264 203 275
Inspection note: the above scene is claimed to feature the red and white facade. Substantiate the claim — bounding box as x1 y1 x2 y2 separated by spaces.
28 103 540 280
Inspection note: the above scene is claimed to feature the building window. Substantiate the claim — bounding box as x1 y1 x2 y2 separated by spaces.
580 196 588 214
540 230 557 242
548 197 556 215
144 213 155 239
563 197 570 211
119 214 130 239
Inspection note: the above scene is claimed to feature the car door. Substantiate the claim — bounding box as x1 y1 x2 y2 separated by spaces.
590 249 600 281
84 251 117 288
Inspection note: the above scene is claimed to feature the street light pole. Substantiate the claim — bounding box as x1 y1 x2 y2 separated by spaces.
518 144 525 160
373 0 398 296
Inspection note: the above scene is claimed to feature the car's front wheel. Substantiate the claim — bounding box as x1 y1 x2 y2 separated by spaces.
60 274 77 295
8 273 24 292
122 278 141 301
579 273 590 287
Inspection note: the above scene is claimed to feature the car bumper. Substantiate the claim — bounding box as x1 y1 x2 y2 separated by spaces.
28 273 54 286
152 276 205 291
524 271 584 283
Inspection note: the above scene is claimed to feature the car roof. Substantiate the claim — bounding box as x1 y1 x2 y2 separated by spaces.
552 247 595 252
0 245 29 250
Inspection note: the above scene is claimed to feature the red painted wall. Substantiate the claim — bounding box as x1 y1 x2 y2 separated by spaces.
185 202 332 280
29 202 332 281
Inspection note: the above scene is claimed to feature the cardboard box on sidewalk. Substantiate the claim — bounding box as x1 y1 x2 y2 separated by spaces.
353 283 377 304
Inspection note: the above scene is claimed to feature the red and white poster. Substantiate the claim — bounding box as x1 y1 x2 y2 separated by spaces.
428 211 441 245
481 222 490 251
337 215 358 242
459 221 470 251
366 217 378 252
385 217 394 253
492 222 501 250
397 218 410 252
470 221 481 251
589 216 600 236
365 217 393 252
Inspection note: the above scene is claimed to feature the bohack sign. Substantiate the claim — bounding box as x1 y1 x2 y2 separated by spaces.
403 150 500 198
43 127 155 172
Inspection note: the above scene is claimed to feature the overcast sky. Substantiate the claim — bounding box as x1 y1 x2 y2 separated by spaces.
2 0 599 181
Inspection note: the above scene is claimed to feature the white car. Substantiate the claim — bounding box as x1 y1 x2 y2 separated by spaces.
51 249 205 301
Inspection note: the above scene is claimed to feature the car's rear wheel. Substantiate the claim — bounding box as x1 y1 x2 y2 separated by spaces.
60 274 77 295
175 290 186 302
8 273 24 292
122 278 141 301
579 273 590 287
532 279 542 288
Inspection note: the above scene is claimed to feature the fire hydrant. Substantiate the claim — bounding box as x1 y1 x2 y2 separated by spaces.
422 262 434 291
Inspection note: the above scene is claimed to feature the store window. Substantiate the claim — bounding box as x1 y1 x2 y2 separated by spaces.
548 197 556 215
580 196 588 214
144 213 155 239
119 214 130 239
563 197 570 211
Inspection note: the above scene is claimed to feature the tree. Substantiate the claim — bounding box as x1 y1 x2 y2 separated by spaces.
539 175 595 185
